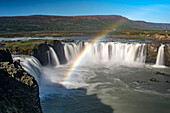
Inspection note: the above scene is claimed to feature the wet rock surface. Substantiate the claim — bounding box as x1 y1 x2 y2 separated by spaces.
146 43 160 63
146 43 170 66
156 71 170 77
150 78 159 82
33 43 49 66
52 40 67 64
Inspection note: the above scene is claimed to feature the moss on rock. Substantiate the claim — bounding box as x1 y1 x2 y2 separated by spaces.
0 49 42 113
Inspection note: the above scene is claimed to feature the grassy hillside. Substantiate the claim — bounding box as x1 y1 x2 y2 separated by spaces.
0 15 170 35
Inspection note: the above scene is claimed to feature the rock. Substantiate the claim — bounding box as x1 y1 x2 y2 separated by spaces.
145 43 170 66
145 43 160 63
166 81 170 83
0 49 42 113
165 44 170 66
33 44 49 66
156 71 170 77
0 49 13 63
33 40 69 65
60 39 74 42
135 81 146 84
0 69 42 113
52 40 67 64
149 78 159 82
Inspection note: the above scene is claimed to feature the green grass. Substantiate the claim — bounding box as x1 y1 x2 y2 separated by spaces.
3 39 54 55
1 15 170 36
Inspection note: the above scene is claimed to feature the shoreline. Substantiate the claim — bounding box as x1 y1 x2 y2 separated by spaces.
0 35 170 43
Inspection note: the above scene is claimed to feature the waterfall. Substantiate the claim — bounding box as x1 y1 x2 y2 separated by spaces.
48 46 60 66
13 56 42 83
47 50 51 66
155 45 165 66
64 42 83 62
63 42 147 64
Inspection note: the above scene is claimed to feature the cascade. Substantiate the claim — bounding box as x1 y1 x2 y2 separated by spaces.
47 50 51 66
64 42 83 61
63 42 147 64
13 56 42 82
155 45 165 66
48 46 60 66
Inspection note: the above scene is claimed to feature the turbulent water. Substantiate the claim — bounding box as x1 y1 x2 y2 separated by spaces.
40 64 170 113
13 40 170 113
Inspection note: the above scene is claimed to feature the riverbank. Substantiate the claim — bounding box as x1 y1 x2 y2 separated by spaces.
0 30 169 41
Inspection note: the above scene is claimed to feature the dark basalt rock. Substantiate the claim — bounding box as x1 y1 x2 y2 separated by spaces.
0 49 13 63
0 50 42 113
33 43 49 66
52 40 67 64
166 81 170 83
0 69 42 113
33 40 69 65
155 71 170 77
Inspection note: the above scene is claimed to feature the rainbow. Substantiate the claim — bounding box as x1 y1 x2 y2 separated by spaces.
62 19 127 87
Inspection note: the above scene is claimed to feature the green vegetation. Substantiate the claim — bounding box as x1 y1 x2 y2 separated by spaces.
0 15 170 38
2 39 53 55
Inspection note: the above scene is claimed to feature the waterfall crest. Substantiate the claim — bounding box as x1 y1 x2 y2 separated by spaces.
63 42 147 65
13 56 42 82
155 45 165 66
64 42 84 62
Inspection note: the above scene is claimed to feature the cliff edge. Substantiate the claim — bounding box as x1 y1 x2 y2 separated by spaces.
0 49 42 113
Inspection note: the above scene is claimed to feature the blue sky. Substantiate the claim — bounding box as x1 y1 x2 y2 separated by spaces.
0 0 170 23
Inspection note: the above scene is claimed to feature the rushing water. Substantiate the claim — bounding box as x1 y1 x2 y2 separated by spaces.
11 37 170 113
155 45 165 66
40 63 170 113
48 46 60 66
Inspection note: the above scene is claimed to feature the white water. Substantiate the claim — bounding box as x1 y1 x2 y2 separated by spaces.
40 59 170 113
13 56 42 83
155 45 165 66
12 41 170 113
64 42 84 62
64 42 146 65
48 46 60 67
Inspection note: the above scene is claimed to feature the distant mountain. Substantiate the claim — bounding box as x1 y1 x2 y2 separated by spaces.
0 15 170 34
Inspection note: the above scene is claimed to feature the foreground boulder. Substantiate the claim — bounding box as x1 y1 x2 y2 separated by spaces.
0 49 42 113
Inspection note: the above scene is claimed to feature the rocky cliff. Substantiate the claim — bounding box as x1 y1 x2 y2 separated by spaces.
1 39 170 67
33 40 69 66
146 43 170 66
33 41 170 67
0 49 42 113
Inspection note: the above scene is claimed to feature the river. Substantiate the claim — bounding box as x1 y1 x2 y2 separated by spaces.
11 37 170 113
